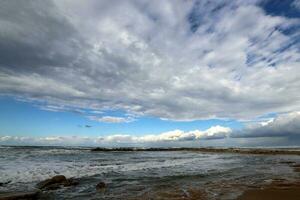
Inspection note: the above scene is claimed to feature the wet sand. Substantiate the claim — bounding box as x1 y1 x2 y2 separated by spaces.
237 163 300 200
138 187 207 200
151 162 300 200
237 180 300 200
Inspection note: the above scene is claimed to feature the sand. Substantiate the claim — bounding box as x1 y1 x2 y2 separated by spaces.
237 162 300 200
237 181 300 200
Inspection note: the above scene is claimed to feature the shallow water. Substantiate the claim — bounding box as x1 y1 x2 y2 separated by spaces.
0 146 300 199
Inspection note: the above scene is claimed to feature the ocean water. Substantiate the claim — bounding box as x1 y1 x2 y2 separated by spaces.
0 146 300 199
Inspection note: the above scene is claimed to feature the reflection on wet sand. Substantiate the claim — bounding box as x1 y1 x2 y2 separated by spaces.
237 163 300 200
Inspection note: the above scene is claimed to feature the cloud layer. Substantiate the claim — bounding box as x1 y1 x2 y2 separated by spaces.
0 125 231 146
1 111 300 146
0 0 299 121
232 111 300 138
88 116 135 123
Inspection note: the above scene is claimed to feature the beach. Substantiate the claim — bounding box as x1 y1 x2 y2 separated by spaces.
1 146 300 199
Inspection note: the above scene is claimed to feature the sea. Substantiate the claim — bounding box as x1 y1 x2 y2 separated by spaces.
1 146 300 199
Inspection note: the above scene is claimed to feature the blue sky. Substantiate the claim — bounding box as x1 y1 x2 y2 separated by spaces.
0 0 299 146
0 96 243 137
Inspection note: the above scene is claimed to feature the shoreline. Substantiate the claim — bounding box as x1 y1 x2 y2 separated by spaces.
237 161 300 200
1 146 300 199
237 179 300 200
90 147 300 155
2 145 300 155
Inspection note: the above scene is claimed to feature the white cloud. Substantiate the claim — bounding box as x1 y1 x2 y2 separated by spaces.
200 126 232 139
0 0 299 121
2 111 300 146
293 0 300 10
88 116 135 123
0 125 231 146
139 126 232 142
0 135 14 142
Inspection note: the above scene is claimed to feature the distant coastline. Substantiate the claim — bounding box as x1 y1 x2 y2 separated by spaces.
90 147 300 155
2 145 300 155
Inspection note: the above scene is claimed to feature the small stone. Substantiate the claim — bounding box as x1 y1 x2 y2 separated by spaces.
96 182 106 191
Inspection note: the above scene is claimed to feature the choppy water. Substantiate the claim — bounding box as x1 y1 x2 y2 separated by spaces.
1 146 300 199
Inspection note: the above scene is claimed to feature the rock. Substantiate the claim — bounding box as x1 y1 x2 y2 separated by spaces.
63 178 79 187
43 183 62 191
96 181 106 191
0 190 39 200
36 175 79 191
292 164 300 172
36 175 67 190
0 181 11 187
51 175 67 183
279 161 296 165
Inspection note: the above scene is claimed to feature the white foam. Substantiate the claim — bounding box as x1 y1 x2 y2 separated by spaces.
0 148 236 185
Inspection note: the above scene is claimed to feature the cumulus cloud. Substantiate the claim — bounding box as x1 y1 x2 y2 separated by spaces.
232 111 300 138
0 125 231 146
2 111 300 146
0 0 299 121
139 126 232 142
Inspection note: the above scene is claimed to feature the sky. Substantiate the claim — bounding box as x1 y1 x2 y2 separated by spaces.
0 0 300 147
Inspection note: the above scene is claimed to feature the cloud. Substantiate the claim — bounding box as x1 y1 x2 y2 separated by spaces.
139 126 232 142
0 125 231 146
292 0 300 10
232 111 300 138
0 0 299 121
2 111 300 146
88 116 135 123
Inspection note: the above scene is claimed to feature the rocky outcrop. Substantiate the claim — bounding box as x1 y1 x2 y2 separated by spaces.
36 175 79 190
0 176 79 200
0 190 39 200
91 147 300 155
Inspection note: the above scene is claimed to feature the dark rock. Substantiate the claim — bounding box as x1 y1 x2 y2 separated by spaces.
36 175 67 190
36 175 79 191
0 190 39 200
43 183 62 191
90 147 300 155
63 178 79 187
51 175 67 182
292 164 300 168
0 181 11 187
279 161 296 165
96 182 106 191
